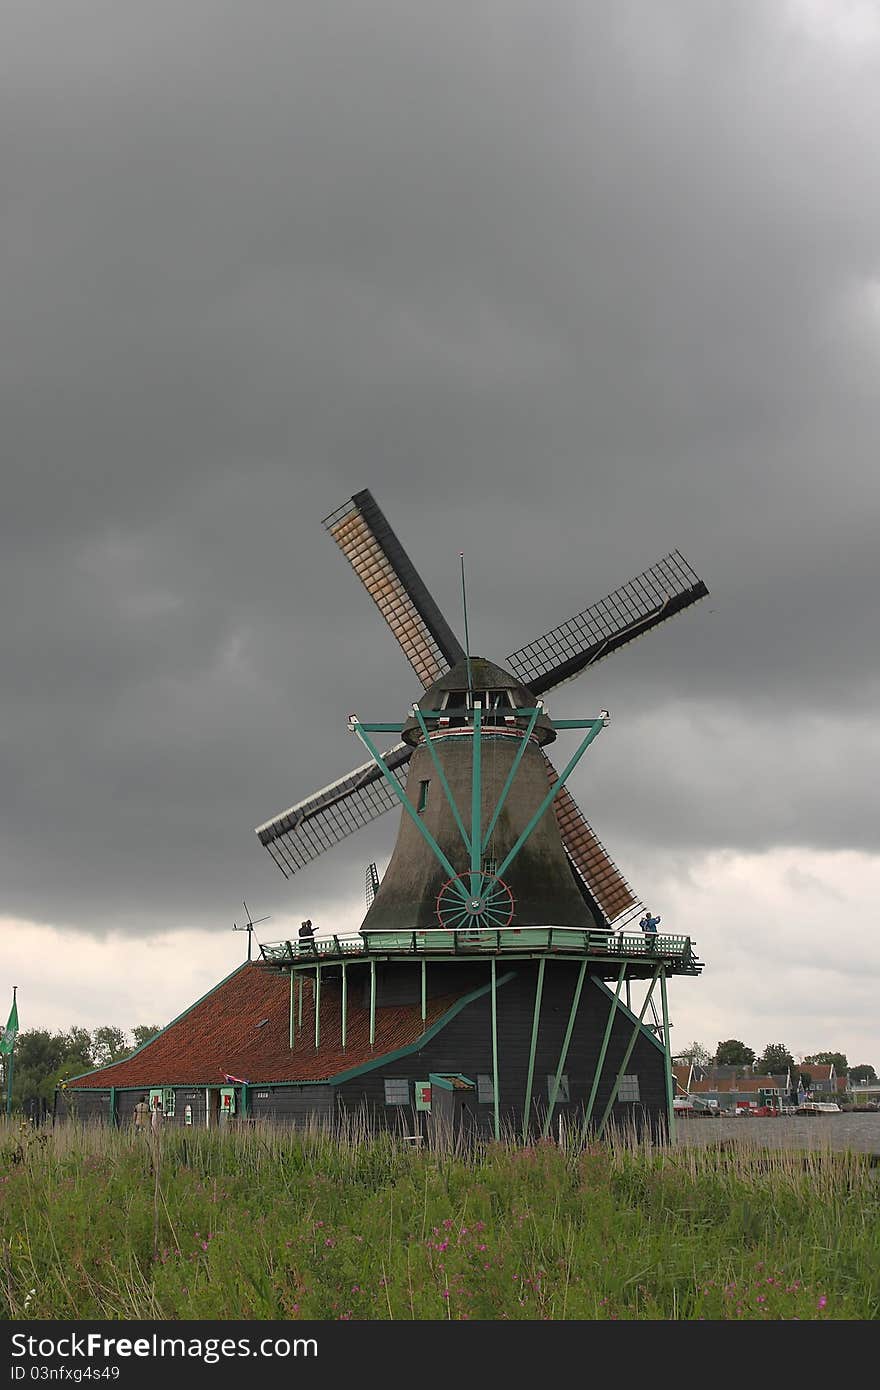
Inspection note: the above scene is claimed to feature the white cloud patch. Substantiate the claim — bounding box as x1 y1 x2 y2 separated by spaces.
629 846 880 1065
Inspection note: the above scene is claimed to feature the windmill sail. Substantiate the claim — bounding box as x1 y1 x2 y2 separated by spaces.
542 755 640 926
323 489 465 688
255 743 412 877
506 551 708 695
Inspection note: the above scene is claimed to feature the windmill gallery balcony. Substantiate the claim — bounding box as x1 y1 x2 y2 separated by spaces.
259 926 703 980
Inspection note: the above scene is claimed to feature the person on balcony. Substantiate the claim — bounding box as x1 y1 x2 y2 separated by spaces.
639 911 661 945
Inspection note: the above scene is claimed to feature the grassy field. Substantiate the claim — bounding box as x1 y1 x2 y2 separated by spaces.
1 1117 877 1320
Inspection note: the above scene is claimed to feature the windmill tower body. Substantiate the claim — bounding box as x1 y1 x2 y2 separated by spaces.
362 659 594 933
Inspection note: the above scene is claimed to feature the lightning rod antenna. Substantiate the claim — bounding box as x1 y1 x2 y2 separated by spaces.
460 552 473 704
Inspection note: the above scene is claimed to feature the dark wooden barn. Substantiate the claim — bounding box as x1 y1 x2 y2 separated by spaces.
59 929 701 1143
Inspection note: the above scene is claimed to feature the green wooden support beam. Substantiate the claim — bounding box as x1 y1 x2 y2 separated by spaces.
541 959 587 1139
491 958 500 1141
581 963 626 1140
298 975 303 1032
494 717 607 882
522 957 546 1143
314 965 321 1051
369 959 376 1047
108 1086 117 1128
413 706 470 852
350 719 462 887
481 703 541 854
596 967 661 1139
289 970 295 1050
241 1084 249 1119
660 966 675 1142
421 958 427 1024
341 960 347 1051
470 702 482 894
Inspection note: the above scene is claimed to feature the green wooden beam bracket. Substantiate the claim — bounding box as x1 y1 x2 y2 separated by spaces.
369 959 376 1047
470 702 482 895
541 959 587 1138
491 958 500 1141
482 703 541 854
494 717 607 882
660 966 675 1141
596 967 661 1139
580 963 626 1140
350 719 462 887
413 705 470 853
522 957 545 1142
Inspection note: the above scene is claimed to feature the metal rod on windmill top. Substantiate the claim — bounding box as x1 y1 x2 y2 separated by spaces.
460 552 473 704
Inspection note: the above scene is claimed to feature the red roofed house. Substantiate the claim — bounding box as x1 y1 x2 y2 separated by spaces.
797 1062 840 1097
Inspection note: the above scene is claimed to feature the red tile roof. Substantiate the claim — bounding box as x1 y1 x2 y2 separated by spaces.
690 1075 786 1094
799 1063 833 1081
70 963 464 1089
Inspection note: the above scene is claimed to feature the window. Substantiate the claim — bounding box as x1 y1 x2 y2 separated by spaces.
384 1078 410 1106
477 1075 495 1103
162 1088 176 1117
417 779 430 813
618 1075 640 1103
547 1074 569 1102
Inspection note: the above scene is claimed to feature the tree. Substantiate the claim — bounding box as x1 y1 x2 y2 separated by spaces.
849 1064 877 1084
714 1040 755 1067
757 1043 795 1075
91 1026 128 1067
674 1041 712 1067
9 1027 94 1106
130 1025 162 1051
803 1052 848 1075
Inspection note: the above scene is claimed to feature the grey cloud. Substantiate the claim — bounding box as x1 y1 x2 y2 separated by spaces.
2 2 879 934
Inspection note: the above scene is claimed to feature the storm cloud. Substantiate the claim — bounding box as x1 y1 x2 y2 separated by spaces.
2 3 878 1059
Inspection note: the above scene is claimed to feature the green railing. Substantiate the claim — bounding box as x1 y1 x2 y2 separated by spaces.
260 928 697 966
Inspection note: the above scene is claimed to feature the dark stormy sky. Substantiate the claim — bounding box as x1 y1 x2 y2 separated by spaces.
3 2 879 1064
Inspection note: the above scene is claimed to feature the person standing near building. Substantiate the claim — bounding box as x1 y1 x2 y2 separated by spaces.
133 1094 149 1134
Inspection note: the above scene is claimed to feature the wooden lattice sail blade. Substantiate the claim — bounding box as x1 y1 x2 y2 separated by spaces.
323 489 465 688
542 755 639 926
506 551 708 695
255 743 412 878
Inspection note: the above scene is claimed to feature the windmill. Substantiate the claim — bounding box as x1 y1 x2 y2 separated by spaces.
256 488 708 932
365 862 381 908
61 490 708 1145
232 901 271 962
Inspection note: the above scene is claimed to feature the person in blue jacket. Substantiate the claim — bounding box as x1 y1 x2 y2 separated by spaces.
639 910 661 943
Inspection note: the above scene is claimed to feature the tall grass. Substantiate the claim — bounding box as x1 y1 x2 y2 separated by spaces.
1 1115 877 1320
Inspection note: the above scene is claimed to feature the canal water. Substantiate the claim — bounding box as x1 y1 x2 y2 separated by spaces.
674 1112 880 1155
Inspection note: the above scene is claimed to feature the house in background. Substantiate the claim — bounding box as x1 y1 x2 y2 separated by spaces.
688 1070 791 1113
796 1062 848 1097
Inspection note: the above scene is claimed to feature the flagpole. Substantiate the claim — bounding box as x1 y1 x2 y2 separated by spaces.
5 987 16 1118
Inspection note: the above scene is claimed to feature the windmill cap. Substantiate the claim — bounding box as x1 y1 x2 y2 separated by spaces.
401 657 556 746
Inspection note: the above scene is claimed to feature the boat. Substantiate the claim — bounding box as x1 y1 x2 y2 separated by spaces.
797 1101 841 1114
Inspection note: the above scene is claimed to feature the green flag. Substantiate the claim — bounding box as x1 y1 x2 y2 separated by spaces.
0 996 18 1055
